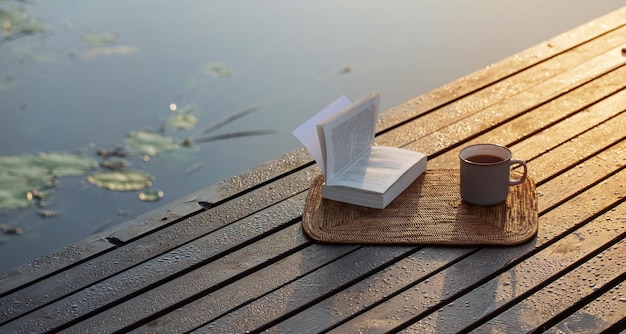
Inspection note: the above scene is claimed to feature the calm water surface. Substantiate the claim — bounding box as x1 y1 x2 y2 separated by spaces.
1 0 623 273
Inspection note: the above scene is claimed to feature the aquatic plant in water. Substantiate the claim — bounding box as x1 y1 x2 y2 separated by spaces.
168 104 197 131
86 170 153 191
81 33 118 45
138 189 164 202
125 130 179 157
0 152 98 209
204 62 233 78
81 45 139 60
0 5 47 40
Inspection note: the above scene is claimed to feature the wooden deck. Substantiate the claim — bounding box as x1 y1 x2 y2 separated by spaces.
2 7 626 334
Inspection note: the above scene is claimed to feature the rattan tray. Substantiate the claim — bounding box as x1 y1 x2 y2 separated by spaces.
302 169 538 246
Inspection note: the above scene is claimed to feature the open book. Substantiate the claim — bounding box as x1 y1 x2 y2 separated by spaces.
292 92 427 209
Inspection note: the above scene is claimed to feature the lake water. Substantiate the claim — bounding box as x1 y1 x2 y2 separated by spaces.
1 0 624 273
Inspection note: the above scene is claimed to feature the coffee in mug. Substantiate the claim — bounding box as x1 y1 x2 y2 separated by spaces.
459 144 527 205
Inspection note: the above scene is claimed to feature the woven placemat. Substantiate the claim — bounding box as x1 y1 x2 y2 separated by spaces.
302 169 538 246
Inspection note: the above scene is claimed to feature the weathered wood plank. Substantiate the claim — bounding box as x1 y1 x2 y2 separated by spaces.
474 229 626 333
126 241 359 334
427 66 626 169
329 169 626 333
545 280 626 333
1 192 309 332
58 236 358 333
2 7 625 295
396 46 625 156
194 246 417 333
263 247 476 333
401 205 626 333
136 248 475 334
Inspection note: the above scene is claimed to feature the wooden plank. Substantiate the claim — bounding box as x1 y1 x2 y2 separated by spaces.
474 229 626 333
126 241 359 334
329 169 626 333
396 46 626 155
1 191 310 332
401 206 626 333
81 246 415 333
427 65 626 169
545 279 626 333
134 248 475 334
2 7 625 293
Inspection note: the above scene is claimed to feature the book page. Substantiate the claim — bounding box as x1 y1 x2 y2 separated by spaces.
329 146 424 193
318 92 379 182
291 95 352 178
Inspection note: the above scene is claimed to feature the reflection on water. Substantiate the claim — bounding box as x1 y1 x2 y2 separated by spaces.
0 0 624 273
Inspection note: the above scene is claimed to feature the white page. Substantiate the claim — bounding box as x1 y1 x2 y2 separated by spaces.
291 95 351 178
329 146 424 192
318 92 379 182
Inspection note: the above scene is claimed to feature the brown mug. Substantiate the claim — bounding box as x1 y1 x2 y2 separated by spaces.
459 144 527 205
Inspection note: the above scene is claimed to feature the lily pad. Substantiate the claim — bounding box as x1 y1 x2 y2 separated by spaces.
138 189 163 202
0 152 98 209
81 33 118 45
82 45 139 60
168 104 197 131
36 152 100 176
0 76 17 92
0 186 33 209
0 6 47 39
205 62 233 78
86 170 153 191
125 130 178 157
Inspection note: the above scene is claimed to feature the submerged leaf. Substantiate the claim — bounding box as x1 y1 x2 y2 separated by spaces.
81 33 118 45
204 62 232 78
0 152 97 209
0 7 47 38
125 130 178 157
82 45 139 59
168 113 197 131
168 104 197 130
36 152 99 176
0 77 17 92
86 170 153 191
0 186 32 209
138 189 163 202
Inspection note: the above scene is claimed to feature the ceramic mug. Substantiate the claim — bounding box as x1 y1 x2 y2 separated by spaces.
459 144 527 206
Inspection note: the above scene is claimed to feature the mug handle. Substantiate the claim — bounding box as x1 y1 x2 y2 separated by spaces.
509 159 527 186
